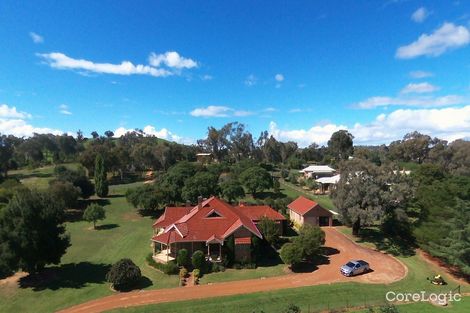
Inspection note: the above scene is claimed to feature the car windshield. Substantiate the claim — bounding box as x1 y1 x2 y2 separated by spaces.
346 262 355 267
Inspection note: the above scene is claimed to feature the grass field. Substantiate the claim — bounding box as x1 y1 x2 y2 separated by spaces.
107 252 469 313
2 166 467 313
0 176 179 313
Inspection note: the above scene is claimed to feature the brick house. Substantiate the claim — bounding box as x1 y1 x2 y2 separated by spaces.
151 197 285 264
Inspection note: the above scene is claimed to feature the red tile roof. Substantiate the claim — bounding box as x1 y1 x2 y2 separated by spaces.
234 237 251 245
153 207 191 229
152 197 283 244
287 196 332 216
237 205 286 221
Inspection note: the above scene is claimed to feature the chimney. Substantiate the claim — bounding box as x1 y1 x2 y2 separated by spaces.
186 200 191 208
197 196 203 209
238 201 245 207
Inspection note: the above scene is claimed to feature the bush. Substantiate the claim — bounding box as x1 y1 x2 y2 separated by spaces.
146 254 179 275
176 248 190 267
106 258 141 291
179 267 188 279
211 262 225 273
280 243 303 267
192 250 206 272
192 268 201 285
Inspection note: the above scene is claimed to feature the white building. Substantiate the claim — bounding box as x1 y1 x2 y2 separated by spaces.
299 165 336 179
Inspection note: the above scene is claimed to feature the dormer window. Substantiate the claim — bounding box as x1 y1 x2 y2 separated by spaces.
205 209 223 218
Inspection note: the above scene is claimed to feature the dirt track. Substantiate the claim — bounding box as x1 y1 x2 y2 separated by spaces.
57 227 407 313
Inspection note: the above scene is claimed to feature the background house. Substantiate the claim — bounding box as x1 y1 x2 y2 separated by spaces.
299 165 336 179
287 196 333 228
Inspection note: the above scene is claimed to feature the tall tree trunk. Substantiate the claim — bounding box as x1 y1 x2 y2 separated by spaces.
352 218 361 236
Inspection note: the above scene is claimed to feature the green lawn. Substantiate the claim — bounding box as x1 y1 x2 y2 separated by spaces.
0 181 179 313
106 253 469 313
105 222 470 313
279 179 335 210
9 163 80 189
354 299 470 313
3 166 467 313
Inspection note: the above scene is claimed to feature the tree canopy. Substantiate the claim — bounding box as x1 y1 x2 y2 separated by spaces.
0 189 70 274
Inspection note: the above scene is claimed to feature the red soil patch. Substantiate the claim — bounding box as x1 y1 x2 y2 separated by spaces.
417 249 470 285
57 227 407 313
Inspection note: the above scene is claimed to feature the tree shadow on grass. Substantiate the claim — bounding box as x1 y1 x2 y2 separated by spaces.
357 228 416 257
19 262 111 291
95 223 119 230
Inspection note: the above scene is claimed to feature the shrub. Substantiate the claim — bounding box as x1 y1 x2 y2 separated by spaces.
179 267 188 279
192 268 201 285
192 250 206 272
211 262 225 273
146 254 179 275
106 258 141 291
176 248 190 267
164 261 179 275
280 243 303 268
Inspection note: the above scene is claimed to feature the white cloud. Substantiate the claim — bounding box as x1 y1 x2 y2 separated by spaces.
190 105 254 118
0 104 32 119
269 105 470 146
411 7 429 23
355 95 463 109
275 74 284 82
244 74 257 86
29 32 44 43
409 70 434 79
59 104 72 115
263 107 278 112
400 82 440 94
38 51 198 77
148 51 198 69
396 23 470 59
113 125 185 143
0 104 62 137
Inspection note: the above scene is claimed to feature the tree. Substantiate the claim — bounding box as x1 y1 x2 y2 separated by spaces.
258 217 280 245
220 179 245 203
273 178 281 194
182 172 220 203
0 189 70 274
48 180 80 208
83 203 106 229
331 159 415 236
192 250 206 273
328 130 354 161
239 166 273 197
54 165 94 199
176 248 190 268
104 130 114 138
280 243 303 268
293 224 325 259
94 154 108 197
106 258 142 291
91 131 99 139
0 134 14 178
125 184 164 212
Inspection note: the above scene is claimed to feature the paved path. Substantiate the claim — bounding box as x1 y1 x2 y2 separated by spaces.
57 227 406 313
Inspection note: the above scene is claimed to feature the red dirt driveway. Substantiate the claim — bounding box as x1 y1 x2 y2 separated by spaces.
57 227 407 313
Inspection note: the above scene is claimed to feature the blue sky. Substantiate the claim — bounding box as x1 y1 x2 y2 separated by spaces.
1 0 470 146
